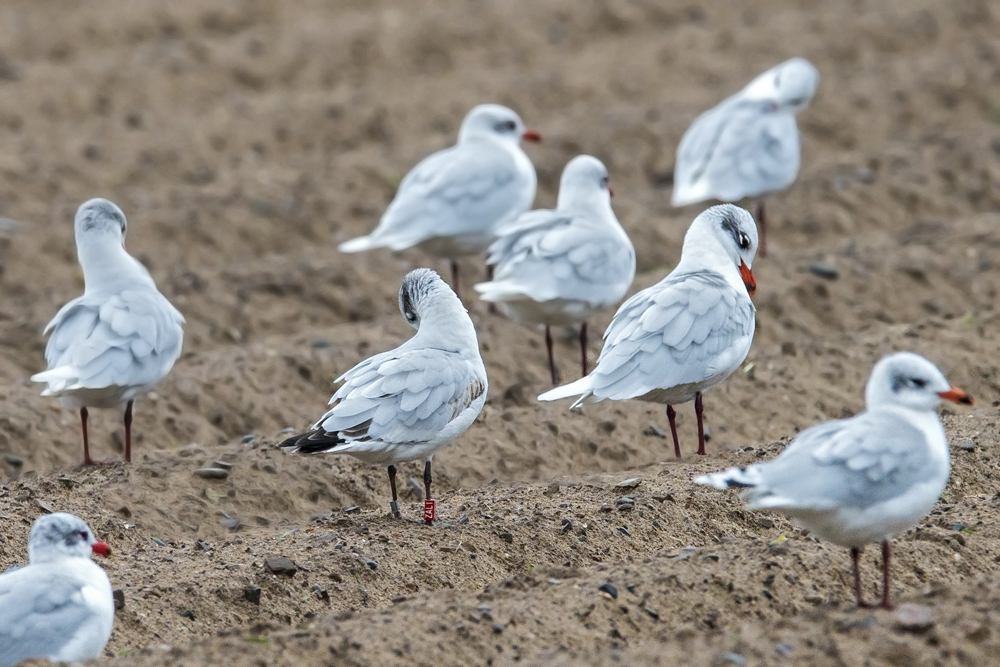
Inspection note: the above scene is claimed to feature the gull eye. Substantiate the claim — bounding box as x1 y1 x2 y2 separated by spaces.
496 120 516 132
601 176 609 188
912 378 927 388
739 233 750 251
79 530 89 540
405 311 418 323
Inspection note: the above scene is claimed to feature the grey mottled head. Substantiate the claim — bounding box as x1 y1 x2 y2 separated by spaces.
744 58 819 113
27 512 111 564
75 198 127 246
398 268 453 330
866 352 973 412
458 104 540 145
684 205 758 296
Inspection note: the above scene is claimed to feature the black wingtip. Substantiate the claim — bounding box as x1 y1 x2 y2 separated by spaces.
279 429 344 455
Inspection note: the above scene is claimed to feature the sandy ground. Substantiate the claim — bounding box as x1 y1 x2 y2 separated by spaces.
1 0 1000 665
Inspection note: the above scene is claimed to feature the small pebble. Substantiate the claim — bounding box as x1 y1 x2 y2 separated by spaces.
213 460 234 469
221 517 240 531
642 425 665 438
264 557 297 576
775 643 793 657
895 603 934 631
364 558 378 571
725 653 747 665
757 517 774 529
3 453 23 466
194 468 229 480
113 589 125 610
343 506 361 515
955 439 975 451
598 583 618 599
243 587 262 605
615 477 642 489
241 434 257 444
180 610 195 620
152 537 166 547
808 261 839 280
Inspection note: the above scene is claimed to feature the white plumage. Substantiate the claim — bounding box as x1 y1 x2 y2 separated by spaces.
475 155 635 383
31 198 185 465
339 104 539 293
695 352 973 609
0 513 114 667
282 268 487 521
672 58 818 256
539 204 758 458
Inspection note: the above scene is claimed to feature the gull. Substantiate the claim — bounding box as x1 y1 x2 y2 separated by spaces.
281 268 488 523
32 199 185 466
695 352 973 610
474 155 635 384
539 204 757 458
672 57 819 257
338 104 540 295
0 513 114 667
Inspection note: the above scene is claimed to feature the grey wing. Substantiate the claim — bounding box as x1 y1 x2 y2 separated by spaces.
373 145 534 246
746 414 940 510
676 97 799 201
487 211 635 304
0 570 90 665
588 271 755 399
41 288 185 389
315 347 486 445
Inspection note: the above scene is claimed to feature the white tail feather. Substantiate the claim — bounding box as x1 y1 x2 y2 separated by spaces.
537 376 593 404
338 236 380 253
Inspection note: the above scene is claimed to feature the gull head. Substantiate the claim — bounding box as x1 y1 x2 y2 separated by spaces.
75 198 127 248
459 104 541 145
398 268 459 331
557 155 613 209
27 512 112 565
743 58 819 113
866 352 974 412
688 204 758 296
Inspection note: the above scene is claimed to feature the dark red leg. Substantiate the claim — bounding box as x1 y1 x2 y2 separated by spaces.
387 465 401 518
124 400 134 463
80 407 93 467
880 540 893 610
851 546 876 608
694 392 706 456
755 199 767 258
423 460 434 525
580 321 588 377
545 325 557 385
666 405 681 459
485 263 498 315
450 259 460 298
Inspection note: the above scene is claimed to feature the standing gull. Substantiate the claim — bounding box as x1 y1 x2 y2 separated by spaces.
339 104 540 295
0 513 114 667
696 352 973 610
475 155 635 384
672 58 819 256
281 269 488 524
31 199 185 466
538 204 757 458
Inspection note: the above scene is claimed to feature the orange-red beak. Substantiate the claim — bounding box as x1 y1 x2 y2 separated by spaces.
521 128 542 143
739 260 756 297
937 387 973 406
92 541 112 557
